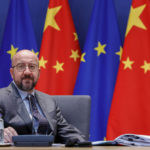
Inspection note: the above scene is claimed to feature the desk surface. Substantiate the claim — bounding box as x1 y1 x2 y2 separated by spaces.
1 146 150 150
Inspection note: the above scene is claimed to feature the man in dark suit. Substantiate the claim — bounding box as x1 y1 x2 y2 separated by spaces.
0 50 85 143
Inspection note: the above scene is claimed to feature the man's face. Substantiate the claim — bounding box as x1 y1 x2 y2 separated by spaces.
10 51 40 92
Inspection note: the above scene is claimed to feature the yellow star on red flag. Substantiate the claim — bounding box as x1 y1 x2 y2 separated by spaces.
141 60 150 74
73 32 78 41
44 6 62 31
70 49 80 62
125 4 146 36
53 60 64 73
122 57 134 70
39 56 48 69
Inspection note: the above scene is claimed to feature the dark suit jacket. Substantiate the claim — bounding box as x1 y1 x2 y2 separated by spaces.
0 83 85 143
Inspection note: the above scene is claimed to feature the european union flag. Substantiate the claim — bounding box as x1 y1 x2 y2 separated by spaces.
0 0 38 88
74 0 122 141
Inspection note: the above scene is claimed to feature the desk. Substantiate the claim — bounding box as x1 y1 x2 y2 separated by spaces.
1 146 150 150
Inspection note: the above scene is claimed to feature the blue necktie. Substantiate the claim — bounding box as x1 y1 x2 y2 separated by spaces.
27 94 50 134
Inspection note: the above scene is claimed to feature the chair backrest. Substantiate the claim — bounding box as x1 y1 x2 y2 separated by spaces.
51 95 91 140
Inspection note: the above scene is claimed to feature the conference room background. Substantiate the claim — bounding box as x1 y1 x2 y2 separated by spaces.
0 0 132 50
0 0 133 141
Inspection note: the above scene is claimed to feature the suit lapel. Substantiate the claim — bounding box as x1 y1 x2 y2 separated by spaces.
7 83 32 132
16 97 32 132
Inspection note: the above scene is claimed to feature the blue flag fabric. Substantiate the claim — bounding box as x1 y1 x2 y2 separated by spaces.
0 0 38 88
74 0 122 141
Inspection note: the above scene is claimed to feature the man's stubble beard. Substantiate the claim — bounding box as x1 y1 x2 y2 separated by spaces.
20 80 36 91
15 76 38 92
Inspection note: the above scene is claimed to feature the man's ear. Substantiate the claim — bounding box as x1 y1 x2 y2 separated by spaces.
10 68 14 79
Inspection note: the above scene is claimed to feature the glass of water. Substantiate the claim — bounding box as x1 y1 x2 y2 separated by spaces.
0 118 4 143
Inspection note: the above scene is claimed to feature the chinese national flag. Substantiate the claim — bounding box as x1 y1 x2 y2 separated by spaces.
107 0 150 140
36 0 81 95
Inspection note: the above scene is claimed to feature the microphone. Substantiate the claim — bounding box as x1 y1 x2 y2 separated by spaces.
65 138 92 147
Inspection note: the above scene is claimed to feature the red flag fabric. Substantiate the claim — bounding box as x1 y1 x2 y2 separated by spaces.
36 0 81 95
107 0 150 140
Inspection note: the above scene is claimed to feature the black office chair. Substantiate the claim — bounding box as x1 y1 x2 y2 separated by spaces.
51 95 91 140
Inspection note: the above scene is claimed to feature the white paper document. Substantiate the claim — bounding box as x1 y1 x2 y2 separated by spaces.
115 134 150 146
92 134 150 146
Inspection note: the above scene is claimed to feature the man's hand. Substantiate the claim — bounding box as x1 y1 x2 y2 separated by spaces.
4 127 18 143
